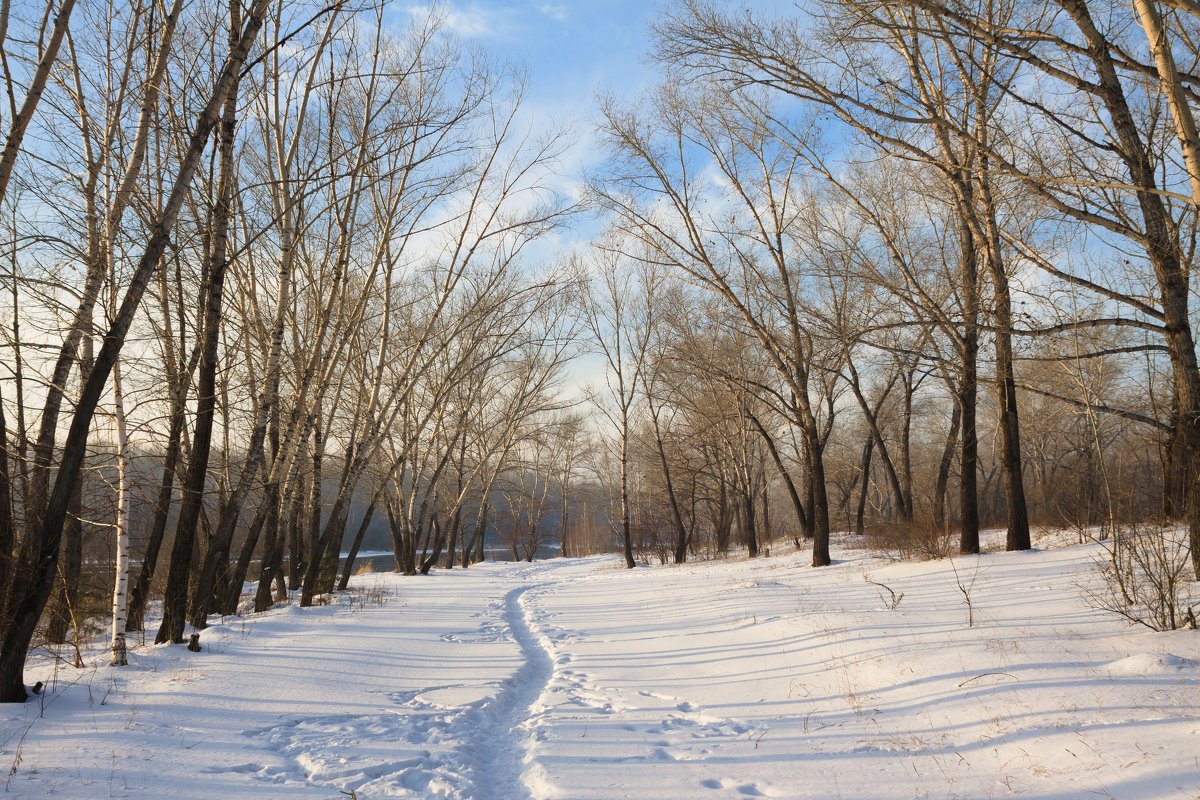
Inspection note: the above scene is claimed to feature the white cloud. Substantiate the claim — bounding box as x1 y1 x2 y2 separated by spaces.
538 3 568 22
406 2 509 39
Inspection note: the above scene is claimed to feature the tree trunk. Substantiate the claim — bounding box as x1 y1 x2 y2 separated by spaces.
255 458 298 614
958 374 981 555
462 498 490 567
288 466 307 586
650 414 690 564
44 486 81 648
156 204 228 642
444 510 459 570
475 503 487 562
185 0 246 631
899 371 916 519
387 494 409 574
715 475 732 552
0 398 14 632
110 357 130 666
977 165 1031 551
934 400 962 534
316 500 349 595
127 391 184 632
742 480 759 558
845 361 908 520
620 407 635 569
802 468 815 540
420 516 446 574
802 421 832 566
302 464 363 602
760 480 770 550
45 317 95 649
957 198 981 555
1133 0 1200 206
297 424 326 602
855 436 874 537
338 500 378 590
253 493 283 613
559 477 571 558
509 516 520 562
220 493 269 615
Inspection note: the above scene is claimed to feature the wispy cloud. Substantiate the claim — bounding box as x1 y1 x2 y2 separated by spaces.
407 2 510 39
538 3 568 22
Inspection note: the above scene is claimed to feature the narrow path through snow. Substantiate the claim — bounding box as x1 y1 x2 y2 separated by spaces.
464 581 556 799
245 563 568 799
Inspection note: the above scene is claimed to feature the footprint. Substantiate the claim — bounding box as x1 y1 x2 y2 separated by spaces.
200 762 264 775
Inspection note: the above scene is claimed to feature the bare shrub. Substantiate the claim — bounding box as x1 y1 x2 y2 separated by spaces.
949 557 979 628
634 531 674 566
631 505 675 565
1084 523 1197 632
866 517 952 561
863 574 904 609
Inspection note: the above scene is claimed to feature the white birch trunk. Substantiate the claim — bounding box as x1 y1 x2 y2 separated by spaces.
1133 0 1200 207
110 355 130 666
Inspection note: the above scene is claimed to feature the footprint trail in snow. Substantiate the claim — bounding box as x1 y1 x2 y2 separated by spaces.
247 569 563 799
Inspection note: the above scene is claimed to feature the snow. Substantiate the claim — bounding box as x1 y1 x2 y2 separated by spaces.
3 534 1197 799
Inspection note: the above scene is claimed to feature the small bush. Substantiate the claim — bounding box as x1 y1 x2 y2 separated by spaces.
1084 522 1197 631
866 518 953 561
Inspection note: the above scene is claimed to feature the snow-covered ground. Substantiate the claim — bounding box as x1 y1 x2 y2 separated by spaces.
3 533 1197 799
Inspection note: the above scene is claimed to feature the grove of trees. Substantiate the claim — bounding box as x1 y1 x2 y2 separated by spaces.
1 0 1197 701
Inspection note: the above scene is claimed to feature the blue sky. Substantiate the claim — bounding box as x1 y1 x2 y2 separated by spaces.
397 2 794 140
392 2 693 238
402 2 669 108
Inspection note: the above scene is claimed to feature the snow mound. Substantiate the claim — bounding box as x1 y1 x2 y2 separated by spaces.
1104 652 1199 676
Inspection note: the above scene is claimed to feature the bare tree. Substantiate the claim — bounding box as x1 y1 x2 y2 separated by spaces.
594 85 842 565
578 243 655 569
